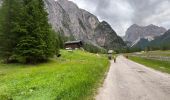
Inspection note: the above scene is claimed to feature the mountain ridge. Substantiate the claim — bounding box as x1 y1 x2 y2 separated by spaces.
124 24 167 45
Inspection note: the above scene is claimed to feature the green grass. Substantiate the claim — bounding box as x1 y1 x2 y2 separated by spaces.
0 50 109 100
140 50 170 57
129 56 170 74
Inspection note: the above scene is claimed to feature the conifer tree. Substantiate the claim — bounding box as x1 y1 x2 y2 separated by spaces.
0 0 59 63
0 0 22 62
15 0 57 63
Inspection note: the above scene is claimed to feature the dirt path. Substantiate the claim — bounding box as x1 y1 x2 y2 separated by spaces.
96 56 170 100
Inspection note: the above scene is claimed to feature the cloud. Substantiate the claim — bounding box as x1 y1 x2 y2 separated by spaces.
69 0 170 36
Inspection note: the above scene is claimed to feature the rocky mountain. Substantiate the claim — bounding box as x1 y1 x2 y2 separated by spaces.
124 24 167 45
44 0 125 50
94 21 126 50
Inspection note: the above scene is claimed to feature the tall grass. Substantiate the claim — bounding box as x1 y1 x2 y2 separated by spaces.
0 50 109 100
129 56 170 74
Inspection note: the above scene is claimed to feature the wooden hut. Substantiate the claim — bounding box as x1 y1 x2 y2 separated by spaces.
64 40 83 49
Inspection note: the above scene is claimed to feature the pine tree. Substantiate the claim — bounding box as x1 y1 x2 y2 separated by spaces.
0 0 22 62
15 0 57 63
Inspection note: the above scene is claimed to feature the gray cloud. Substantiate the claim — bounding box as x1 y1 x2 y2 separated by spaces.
69 0 170 36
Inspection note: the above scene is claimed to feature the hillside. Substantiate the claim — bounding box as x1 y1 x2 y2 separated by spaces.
131 29 170 50
132 38 150 49
94 21 126 50
44 0 125 50
149 29 170 49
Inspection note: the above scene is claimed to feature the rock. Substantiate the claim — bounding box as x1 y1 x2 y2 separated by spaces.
124 24 167 44
44 0 125 50
94 21 126 50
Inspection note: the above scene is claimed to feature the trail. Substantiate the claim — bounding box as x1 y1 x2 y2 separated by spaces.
96 56 170 100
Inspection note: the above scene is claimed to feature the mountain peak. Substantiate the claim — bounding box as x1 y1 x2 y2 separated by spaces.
131 24 139 27
124 24 167 44
148 24 155 26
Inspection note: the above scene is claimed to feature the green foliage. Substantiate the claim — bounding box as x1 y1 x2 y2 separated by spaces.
83 42 107 54
0 0 23 62
0 0 60 64
0 50 109 99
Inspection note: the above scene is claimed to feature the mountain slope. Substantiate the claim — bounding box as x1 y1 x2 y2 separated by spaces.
132 29 170 50
124 24 166 44
44 0 125 50
132 38 150 49
94 21 126 50
45 0 99 39
149 29 170 49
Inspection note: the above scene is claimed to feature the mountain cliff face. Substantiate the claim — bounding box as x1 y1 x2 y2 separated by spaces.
44 0 99 39
94 21 126 50
44 0 125 50
124 24 167 44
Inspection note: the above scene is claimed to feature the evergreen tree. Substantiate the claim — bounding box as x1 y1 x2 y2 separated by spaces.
0 0 22 62
15 0 57 63
0 0 59 64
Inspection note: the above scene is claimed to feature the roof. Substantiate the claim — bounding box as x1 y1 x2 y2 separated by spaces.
108 50 113 54
65 40 82 44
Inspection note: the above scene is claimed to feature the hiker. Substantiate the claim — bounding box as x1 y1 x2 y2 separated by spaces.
113 56 116 63
126 55 128 59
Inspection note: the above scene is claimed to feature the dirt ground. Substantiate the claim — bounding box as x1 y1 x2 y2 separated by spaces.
96 56 170 100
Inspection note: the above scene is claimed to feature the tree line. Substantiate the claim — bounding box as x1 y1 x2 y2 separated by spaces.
0 0 63 64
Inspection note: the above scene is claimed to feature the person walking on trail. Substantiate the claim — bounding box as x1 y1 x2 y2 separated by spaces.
113 56 116 63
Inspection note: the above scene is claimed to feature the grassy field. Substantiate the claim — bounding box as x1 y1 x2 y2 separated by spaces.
129 56 170 74
140 50 170 57
0 50 109 100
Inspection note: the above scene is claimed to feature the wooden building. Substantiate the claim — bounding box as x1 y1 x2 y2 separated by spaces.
65 40 83 49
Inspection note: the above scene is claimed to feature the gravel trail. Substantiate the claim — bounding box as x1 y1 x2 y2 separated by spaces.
96 56 170 100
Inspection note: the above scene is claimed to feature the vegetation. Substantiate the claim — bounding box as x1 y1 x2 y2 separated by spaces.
0 50 109 100
134 50 170 57
0 0 61 64
0 0 22 63
129 56 170 74
83 42 107 54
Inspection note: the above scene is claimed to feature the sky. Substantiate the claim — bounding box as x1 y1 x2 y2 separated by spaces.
69 0 170 36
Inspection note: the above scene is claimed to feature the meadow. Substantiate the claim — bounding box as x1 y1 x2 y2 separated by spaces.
130 50 170 61
129 51 170 74
0 50 109 100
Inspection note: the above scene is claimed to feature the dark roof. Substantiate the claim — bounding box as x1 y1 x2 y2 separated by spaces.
65 40 82 44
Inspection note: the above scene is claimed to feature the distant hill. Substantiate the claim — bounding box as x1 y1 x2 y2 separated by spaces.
132 38 150 49
124 24 167 45
45 0 126 51
149 29 170 49
132 29 170 50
